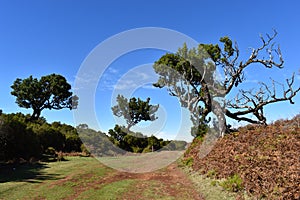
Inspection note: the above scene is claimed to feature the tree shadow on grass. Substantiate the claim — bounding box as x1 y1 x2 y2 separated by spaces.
0 161 63 183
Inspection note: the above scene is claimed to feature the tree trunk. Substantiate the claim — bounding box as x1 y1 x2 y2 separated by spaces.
30 109 41 121
126 124 133 133
212 100 227 137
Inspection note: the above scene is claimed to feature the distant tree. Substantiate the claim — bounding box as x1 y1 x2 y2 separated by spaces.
11 74 78 121
108 124 128 143
108 125 149 153
76 124 89 129
153 31 300 137
111 95 159 131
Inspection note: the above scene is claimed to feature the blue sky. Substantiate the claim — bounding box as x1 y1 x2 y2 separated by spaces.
0 0 299 141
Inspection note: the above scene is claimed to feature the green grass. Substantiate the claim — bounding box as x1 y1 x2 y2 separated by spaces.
138 180 175 200
77 179 136 200
182 157 194 167
219 174 243 192
1 157 178 200
0 157 112 200
1 155 241 200
182 167 252 200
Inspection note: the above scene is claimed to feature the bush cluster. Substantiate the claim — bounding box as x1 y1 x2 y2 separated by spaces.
0 113 82 162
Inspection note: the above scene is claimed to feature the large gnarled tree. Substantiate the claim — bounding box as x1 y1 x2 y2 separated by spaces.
153 31 299 137
11 73 78 121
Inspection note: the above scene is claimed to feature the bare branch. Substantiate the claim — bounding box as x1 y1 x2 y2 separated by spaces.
223 30 284 95
226 73 300 124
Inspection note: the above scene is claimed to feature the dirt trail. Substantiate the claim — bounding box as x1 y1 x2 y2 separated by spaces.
119 163 204 200
67 162 204 200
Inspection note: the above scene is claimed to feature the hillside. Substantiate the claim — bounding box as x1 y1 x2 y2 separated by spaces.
183 115 300 199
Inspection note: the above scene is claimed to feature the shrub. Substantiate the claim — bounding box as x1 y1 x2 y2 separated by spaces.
64 135 82 152
33 125 66 152
0 115 41 161
206 169 217 178
182 157 194 166
219 174 243 192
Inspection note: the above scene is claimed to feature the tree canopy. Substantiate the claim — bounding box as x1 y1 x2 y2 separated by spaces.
111 95 159 131
153 31 300 137
11 73 78 121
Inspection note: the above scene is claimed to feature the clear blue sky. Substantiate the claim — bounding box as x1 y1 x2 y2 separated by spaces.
0 0 299 141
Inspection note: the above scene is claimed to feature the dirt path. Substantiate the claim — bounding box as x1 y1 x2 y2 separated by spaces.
1 157 205 200
68 162 204 200
129 163 204 200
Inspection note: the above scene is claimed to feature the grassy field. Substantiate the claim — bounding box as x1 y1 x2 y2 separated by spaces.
0 155 248 200
0 157 115 199
0 156 202 200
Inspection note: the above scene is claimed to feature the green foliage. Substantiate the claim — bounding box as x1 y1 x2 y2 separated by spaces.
153 33 295 138
78 124 122 156
153 44 218 137
200 36 234 63
219 174 243 192
219 36 234 57
108 125 148 153
191 120 209 138
153 51 214 89
206 169 217 178
0 114 41 161
111 95 159 131
0 109 184 162
182 157 194 166
147 135 161 151
11 74 78 120
33 124 66 152
107 124 185 153
199 43 221 62
210 180 218 186
108 124 128 143
64 135 82 152
51 121 82 152
184 135 203 156
0 112 83 162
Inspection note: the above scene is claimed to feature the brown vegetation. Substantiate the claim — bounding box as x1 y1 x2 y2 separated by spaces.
184 115 300 199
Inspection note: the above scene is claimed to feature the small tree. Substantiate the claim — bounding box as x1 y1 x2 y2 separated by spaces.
11 74 78 121
153 31 300 137
111 95 159 131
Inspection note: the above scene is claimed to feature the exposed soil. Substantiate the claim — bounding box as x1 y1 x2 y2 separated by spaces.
63 162 204 200
120 163 204 200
